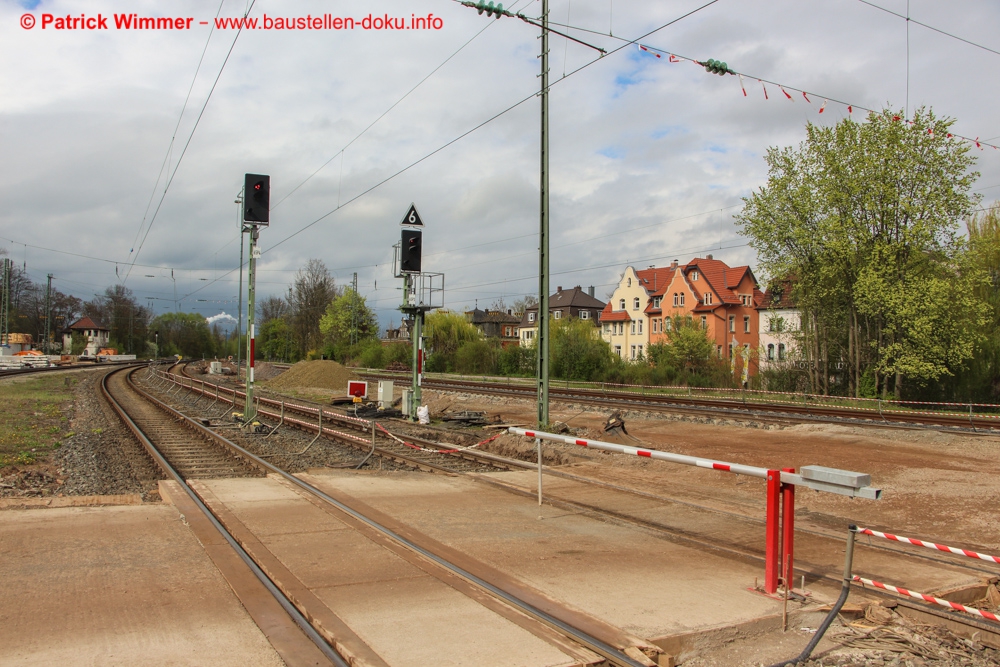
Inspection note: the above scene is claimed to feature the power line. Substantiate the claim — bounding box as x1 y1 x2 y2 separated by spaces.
857 0 1000 58
123 0 257 284
126 0 226 265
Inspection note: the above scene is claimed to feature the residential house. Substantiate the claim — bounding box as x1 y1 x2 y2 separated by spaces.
383 318 412 341
758 281 800 367
600 265 676 360
518 286 605 346
648 256 764 378
465 308 521 348
62 317 110 356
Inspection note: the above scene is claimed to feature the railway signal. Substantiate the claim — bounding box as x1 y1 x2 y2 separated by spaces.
400 229 422 273
243 173 270 224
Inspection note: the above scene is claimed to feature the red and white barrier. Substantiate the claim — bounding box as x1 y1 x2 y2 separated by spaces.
853 576 1000 622
512 428 771 478
857 527 1000 564
512 427 792 594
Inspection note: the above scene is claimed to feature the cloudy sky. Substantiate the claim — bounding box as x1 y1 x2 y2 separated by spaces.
3 0 999 330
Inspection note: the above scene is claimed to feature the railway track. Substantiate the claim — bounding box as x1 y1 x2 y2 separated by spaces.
358 371 1000 433
160 365 1000 640
102 364 656 667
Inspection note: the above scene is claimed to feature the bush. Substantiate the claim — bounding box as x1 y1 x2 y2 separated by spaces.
455 339 500 375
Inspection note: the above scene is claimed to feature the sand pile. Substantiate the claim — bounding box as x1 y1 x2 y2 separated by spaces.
263 360 360 393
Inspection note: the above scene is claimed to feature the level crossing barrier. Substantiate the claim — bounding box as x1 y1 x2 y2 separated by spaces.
510 427 882 594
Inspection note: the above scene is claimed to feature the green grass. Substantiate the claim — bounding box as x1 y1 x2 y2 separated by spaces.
0 375 78 468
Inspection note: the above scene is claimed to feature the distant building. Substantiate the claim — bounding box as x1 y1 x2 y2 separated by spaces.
518 286 605 347
600 265 676 360
0 333 33 355
383 318 412 341
62 317 110 356
465 308 521 348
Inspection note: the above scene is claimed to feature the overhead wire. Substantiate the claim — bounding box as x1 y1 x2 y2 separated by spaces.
856 0 1000 58
123 0 258 284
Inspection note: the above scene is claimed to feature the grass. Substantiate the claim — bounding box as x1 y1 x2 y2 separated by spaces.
0 374 78 468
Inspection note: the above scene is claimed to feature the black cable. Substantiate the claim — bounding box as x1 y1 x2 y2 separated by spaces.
857 0 1000 58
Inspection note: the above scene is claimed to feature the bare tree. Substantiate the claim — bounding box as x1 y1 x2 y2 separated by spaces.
287 259 337 357
259 295 289 323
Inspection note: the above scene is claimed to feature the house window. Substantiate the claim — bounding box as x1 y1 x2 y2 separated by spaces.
768 344 775 361
528 312 535 323
638 320 643 333
717 345 723 358
637 345 643 359
627 278 632 287
665 318 672 331
743 316 750 333
630 322 636 335
619 299 626 310
653 297 661 308
704 292 712 305
740 294 752 307
553 311 561 319
778 343 786 360
580 310 590 320
700 316 707 329
630 345 636 360
604 323 610 334
679 293 685 306
672 293 679 307
614 345 621 357
770 317 785 333
652 319 658 333
729 315 735 332
524 330 534 340
690 270 699 281
633 297 640 310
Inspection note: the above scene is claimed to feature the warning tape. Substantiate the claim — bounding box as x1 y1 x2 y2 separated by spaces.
377 423 502 453
853 576 1000 622
857 527 1000 564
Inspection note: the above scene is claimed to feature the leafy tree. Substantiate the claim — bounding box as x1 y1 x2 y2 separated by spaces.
259 317 296 362
737 108 985 398
455 339 500 375
150 312 216 358
549 317 616 381
649 316 720 380
83 285 150 354
319 288 379 348
424 310 482 372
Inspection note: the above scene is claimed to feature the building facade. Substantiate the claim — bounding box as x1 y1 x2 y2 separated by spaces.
518 286 605 346
757 282 800 367
600 266 676 360
62 317 110 356
465 308 522 348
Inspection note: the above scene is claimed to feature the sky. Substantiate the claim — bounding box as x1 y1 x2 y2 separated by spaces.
2 0 999 332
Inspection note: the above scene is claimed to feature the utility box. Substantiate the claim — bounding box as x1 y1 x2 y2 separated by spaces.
209 361 222 374
378 380 394 408
800 466 871 489
401 389 413 417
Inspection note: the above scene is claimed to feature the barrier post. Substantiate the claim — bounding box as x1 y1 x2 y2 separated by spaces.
765 469 781 594
781 466 796 593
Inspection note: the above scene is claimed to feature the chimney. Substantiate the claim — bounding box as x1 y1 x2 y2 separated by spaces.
557 286 562 292
706 254 713 260
670 260 678 269
587 286 595 297
574 285 581 291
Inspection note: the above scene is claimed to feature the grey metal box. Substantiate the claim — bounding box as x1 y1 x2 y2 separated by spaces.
800 465 871 489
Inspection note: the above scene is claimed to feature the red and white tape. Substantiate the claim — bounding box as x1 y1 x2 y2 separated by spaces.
857 527 1000 564
853 576 1000 622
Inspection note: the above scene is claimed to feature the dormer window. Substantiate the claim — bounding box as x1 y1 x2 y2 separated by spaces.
528 312 536 323
690 270 699 281
704 292 713 305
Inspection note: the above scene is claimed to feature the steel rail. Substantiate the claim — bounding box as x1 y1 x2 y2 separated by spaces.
100 367 349 667
360 372 1000 433
167 365 1000 580
142 367 649 667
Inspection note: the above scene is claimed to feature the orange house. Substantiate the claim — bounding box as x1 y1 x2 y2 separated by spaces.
646 256 764 378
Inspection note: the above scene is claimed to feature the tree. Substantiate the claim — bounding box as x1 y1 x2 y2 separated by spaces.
150 312 216 358
649 316 718 379
423 310 481 372
84 285 150 354
737 108 985 398
550 317 616 381
258 295 289 324
287 259 337 358
318 288 379 348
259 317 295 362
511 295 537 316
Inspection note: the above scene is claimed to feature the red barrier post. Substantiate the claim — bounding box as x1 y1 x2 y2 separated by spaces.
765 469 781 594
781 467 796 592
